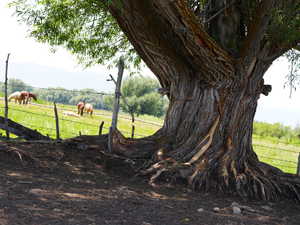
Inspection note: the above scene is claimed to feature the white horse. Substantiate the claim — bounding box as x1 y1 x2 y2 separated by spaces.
8 91 22 104
83 103 93 116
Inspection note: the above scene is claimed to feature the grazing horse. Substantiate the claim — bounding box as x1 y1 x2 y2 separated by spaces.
77 101 85 116
8 91 37 104
8 91 22 104
77 101 93 116
84 103 93 116
20 91 37 104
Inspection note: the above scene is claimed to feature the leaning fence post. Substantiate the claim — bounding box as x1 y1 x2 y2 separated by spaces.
108 57 124 152
53 102 60 140
4 53 10 140
99 121 104 135
297 153 300 176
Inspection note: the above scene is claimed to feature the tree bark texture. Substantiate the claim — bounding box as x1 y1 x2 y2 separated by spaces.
108 0 300 200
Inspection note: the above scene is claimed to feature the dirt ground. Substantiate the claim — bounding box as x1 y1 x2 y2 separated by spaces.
0 139 299 225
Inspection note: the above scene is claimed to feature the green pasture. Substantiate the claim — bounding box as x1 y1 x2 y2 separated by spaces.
0 100 161 139
0 100 299 174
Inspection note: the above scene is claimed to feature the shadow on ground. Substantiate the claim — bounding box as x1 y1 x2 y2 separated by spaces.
0 141 299 225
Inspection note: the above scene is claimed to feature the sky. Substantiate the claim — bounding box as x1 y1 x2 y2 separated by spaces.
0 1 300 127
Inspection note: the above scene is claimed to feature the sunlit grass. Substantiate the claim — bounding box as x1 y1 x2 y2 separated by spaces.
0 100 160 139
0 99 299 174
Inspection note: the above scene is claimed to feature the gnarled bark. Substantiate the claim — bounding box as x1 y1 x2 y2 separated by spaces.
106 0 300 201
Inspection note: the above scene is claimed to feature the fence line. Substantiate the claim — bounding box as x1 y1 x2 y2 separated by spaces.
2 83 113 96
1 81 164 127
29 102 163 127
258 154 298 165
258 158 297 169
0 105 147 138
0 99 163 128
253 143 300 154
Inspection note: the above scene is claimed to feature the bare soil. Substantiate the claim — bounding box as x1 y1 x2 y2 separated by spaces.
0 139 299 225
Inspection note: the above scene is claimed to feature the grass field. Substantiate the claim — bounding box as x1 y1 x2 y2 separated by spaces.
0 100 299 174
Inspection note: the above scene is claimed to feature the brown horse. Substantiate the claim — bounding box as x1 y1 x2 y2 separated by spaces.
77 101 93 116
20 91 37 104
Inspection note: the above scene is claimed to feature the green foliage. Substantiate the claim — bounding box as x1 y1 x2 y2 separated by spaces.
0 78 110 110
253 121 300 145
10 0 300 85
284 50 300 96
0 79 33 94
10 0 141 70
34 87 109 109
105 76 168 117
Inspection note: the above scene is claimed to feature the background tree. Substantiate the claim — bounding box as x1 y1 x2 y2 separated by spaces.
0 78 33 94
104 76 167 117
12 0 300 200
36 87 107 109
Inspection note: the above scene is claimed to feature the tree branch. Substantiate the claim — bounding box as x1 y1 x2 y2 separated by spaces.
240 0 275 60
109 0 235 86
263 40 300 62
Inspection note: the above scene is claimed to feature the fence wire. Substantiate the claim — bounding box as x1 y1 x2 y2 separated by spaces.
0 104 147 138
0 100 299 174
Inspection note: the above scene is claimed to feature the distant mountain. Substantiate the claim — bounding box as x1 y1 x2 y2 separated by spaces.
6 62 115 93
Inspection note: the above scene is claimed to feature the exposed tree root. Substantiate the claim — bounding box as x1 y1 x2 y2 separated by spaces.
0 143 38 165
99 128 300 202
1 131 298 202
141 155 300 201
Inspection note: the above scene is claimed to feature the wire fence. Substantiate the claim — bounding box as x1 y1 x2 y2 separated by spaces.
0 81 164 128
0 102 154 139
0 96 299 175
253 143 299 174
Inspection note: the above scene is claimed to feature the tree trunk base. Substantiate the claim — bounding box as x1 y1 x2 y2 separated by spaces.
107 130 300 202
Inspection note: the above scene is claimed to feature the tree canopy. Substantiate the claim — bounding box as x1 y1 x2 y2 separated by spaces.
11 0 140 69
0 78 33 94
10 0 300 81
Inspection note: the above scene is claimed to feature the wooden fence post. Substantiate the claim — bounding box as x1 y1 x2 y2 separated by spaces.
53 102 60 140
297 153 300 176
131 124 135 139
4 53 10 139
108 57 124 152
99 121 104 135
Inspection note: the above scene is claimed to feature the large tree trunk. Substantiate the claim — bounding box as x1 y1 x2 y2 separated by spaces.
107 0 300 200
110 65 300 200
